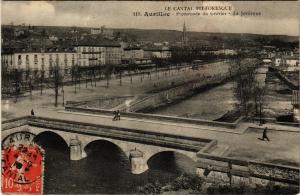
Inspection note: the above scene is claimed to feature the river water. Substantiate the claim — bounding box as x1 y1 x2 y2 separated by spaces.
151 82 237 120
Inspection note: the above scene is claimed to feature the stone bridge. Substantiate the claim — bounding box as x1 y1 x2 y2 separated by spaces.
2 116 299 186
1 116 213 174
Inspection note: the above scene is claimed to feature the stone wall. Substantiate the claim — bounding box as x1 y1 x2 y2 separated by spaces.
269 66 298 90
197 152 299 186
124 72 231 113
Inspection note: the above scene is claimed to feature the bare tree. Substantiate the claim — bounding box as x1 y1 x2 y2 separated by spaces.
51 65 63 107
28 76 33 98
253 84 266 125
91 66 96 87
119 68 123 86
71 64 78 93
1 67 11 95
40 69 45 95
104 64 113 88
24 68 31 90
232 57 256 115
12 68 22 102
85 69 89 88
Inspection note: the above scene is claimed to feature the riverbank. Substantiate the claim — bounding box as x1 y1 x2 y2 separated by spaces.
137 174 299 194
137 78 232 114
264 71 293 118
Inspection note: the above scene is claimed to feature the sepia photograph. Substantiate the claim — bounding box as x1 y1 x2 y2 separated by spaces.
1 1 300 194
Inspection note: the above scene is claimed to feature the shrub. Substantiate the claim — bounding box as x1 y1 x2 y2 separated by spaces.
170 174 203 192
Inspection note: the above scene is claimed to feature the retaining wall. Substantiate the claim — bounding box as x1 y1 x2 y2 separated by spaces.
196 152 299 186
124 73 231 113
269 67 298 90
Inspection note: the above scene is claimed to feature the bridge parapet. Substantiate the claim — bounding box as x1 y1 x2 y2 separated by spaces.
1 116 29 130
65 106 243 129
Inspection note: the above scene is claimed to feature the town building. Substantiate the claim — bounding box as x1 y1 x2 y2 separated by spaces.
122 47 144 64
90 28 102 35
49 35 59 42
1 47 77 77
74 45 105 67
143 46 172 59
90 26 114 39
273 57 282 66
212 49 237 56
200 48 237 56
74 39 122 66
14 29 25 37
272 55 299 71
283 55 299 67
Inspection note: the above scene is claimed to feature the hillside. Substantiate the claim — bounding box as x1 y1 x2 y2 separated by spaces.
2 25 298 49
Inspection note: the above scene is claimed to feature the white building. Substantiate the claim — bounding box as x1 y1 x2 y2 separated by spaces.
272 55 300 71
123 47 144 62
273 57 282 66
143 46 171 59
283 56 299 67
1 47 77 77
91 28 102 35
49 35 59 41
74 45 105 67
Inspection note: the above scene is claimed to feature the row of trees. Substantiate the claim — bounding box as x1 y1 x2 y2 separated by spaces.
2 60 168 106
1 63 115 106
231 57 265 122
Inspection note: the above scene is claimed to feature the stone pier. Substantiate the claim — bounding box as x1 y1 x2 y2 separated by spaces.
129 149 148 174
70 138 85 160
293 107 300 122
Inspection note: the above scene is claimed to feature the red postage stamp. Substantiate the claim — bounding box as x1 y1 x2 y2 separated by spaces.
2 132 44 194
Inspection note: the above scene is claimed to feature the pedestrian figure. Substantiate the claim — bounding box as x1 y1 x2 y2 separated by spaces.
117 110 121 120
112 111 117 121
262 127 270 141
31 109 35 116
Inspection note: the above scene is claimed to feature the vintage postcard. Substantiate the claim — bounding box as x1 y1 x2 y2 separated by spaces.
1 1 299 194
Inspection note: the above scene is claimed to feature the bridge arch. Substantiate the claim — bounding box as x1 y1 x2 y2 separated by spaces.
146 150 198 174
144 149 197 164
83 139 129 160
33 131 69 150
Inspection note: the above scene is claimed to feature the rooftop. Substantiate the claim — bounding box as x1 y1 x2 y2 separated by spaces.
143 46 171 51
74 37 121 47
2 47 77 54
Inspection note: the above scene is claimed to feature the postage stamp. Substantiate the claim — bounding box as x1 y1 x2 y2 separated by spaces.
2 132 44 194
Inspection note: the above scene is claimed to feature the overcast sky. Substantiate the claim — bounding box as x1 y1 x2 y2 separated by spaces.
2 1 299 36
